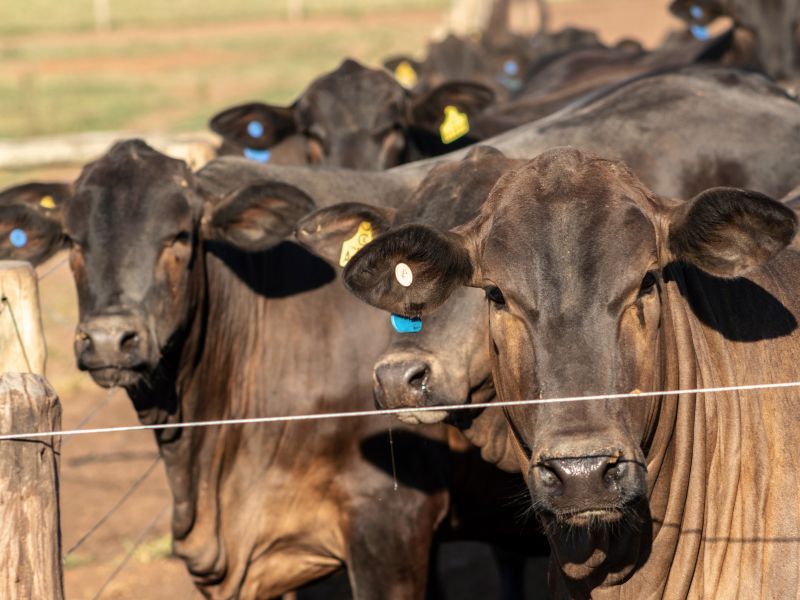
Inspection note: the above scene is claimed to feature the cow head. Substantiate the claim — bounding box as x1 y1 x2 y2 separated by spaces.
210 58 494 170
0 140 313 389
296 147 517 426
670 0 800 80
339 148 796 535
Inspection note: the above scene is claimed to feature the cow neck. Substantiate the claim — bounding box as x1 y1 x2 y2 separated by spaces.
453 401 522 473
577 257 800 599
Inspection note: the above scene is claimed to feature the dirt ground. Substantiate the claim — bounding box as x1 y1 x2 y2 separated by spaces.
31 2 680 598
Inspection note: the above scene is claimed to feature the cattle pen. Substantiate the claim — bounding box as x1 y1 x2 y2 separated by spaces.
4 252 800 597
4 0 800 598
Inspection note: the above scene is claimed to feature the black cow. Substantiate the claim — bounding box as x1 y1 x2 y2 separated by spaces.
0 141 544 599
670 0 800 82
210 58 495 170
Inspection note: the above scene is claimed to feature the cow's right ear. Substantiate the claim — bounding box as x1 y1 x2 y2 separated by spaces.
295 203 396 267
408 82 496 132
209 102 297 150
204 182 315 252
343 223 476 316
0 182 71 266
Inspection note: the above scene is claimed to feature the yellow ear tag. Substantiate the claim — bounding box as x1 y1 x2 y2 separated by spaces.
394 60 418 89
39 195 56 210
339 221 374 267
439 105 470 145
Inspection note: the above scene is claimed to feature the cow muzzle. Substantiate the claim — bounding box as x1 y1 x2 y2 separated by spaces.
530 449 646 526
373 356 449 424
75 312 152 387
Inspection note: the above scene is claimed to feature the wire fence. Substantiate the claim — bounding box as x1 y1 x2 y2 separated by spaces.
19 251 800 596
33 255 169 597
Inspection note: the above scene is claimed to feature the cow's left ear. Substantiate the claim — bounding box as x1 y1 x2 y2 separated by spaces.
343 223 478 316
668 0 724 25
0 182 71 266
295 203 396 267
667 187 797 278
209 102 297 150
204 182 315 252
408 81 495 131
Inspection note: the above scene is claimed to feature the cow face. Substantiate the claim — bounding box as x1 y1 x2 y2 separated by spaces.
670 0 800 80
341 148 797 529
297 205 492 426
0 140 313 389
296 148 515 426
210 59 494 170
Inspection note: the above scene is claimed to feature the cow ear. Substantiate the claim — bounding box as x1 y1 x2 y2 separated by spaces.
782 185 800 212
204 182 315 252
0 182 71 266
668 0 723 25
667 187 797 278
408 81 495 132
209 102 297 150
295 203 396 268
343 223 476 316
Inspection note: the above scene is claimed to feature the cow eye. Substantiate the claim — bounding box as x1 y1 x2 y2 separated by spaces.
485 285 506 306
638 271 658 297
171 231 191 246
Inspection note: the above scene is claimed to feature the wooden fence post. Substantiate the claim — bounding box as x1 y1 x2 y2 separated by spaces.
0 261 47 376
0 260 62 598
0 375 63 600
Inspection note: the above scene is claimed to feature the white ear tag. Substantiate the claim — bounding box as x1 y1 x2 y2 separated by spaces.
395 262 413 287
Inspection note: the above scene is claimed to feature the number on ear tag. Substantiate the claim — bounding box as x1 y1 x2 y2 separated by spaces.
395 262 413 287
394 61 418 89
440 105 470 145
339 221 374 267
391 314 422 333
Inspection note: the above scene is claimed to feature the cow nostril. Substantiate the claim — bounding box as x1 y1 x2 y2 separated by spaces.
603 462 625 487
119 331 140 354
535 465 562 492
405 365 429 391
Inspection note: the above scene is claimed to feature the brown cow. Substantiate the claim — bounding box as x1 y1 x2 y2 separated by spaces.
0 141 545 599
341 147 800 598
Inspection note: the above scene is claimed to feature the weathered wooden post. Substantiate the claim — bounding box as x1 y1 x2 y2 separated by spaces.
0 261 63 599
0 261 46 376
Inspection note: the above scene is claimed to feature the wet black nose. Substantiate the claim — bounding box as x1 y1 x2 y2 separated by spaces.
531 454 644 512
75 315 148 371
373 359 430 409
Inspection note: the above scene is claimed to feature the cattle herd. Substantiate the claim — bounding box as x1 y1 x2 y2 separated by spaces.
3 0 800 598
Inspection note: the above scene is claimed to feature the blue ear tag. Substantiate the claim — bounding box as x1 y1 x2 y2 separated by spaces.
9 228 27 248
243 147 272 163
391 314 422 333
689 5 704 19
247 120 265 138
690 24 710 40
503 59 519 76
